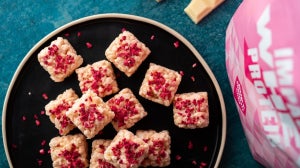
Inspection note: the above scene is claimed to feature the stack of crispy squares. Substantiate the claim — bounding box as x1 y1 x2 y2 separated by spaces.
45 89 78 135
173 92 209 129
139 63 182 106
49 134 89 168
76 60 119 98
104 129 149 168
136 130 171 167
66 90 115 139
90 139 115 168
105 30 151 77
37 37 83 82
106 88 147 131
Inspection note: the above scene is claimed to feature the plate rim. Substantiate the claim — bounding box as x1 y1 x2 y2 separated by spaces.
2 13 226 168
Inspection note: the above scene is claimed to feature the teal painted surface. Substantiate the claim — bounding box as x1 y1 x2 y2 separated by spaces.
0 0 264 167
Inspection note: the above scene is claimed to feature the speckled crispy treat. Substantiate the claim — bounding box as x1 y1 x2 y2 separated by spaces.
107 88 147 131
173 92 209 129
45 89 78 135
37 37 83 82
105 30 151 77
139 63 182 106
76 60 119 98
104 129 149 168
66 90 115 139
90 139 115 168
49 134 89 168
136 130 171 167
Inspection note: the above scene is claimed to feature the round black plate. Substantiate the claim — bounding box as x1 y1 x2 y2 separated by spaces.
2 14 226 168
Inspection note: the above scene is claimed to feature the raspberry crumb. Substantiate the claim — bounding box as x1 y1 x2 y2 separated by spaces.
35 120 41 126
37 159 43 166
150 35 155 40
122 28 127 32
191 76 195 82
40 110 45 115
175 155 182 160
41 140 46 146
192 63 197 68
203 146 208 152
64 33 70 37
173 41 179 48
200 161 207 167
34 114 39 120
192 160 197 165
12 144 17 149
77 32 81 37
188 140 193 149
179 70 184 76
42 93 48 100
22 116 26 121
86 42 93 48
39 149 45 155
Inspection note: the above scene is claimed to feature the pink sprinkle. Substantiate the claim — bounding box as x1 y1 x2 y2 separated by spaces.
150 35 155 40
192 63 197 68
175 155 182 160
42 93 48 100
192 160 197 165
37 159 43 166
122 28 127 32
77 32 81 37
22 116 26 121
203 146 208 152
179 70 184 76
40 110 45 115
39 149 45 155
41 140 46 146
86 42 93 48
188 140 193 149
64 33 70 37
35 120 41 126
174 41 179 48
191 76 195 82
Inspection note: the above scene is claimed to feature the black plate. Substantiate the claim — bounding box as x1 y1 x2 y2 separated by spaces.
2 14 226 168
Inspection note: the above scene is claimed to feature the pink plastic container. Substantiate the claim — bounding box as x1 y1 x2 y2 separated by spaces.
225 0 300 167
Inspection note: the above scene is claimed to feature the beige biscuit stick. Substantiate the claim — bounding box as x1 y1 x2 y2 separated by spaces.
184 0 225 24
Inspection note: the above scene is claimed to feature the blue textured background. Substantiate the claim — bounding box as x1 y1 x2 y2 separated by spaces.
0 0 264 167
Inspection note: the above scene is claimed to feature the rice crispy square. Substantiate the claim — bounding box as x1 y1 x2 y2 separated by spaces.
76 60 119 98
139 63 182 106
136 130 171 167
105 30 151 77
173 92 209 129
66 90 115 139
45 88 78 135
104 129 149 168
49 134 89 168
37 37 83 82
106 88 147 131
90 139 115 168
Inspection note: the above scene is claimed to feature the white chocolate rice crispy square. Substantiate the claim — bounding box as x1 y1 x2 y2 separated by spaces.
104 129 149 168
37 37 83 82
136 130 171 167
49 134 89 168
45 88 78 135
106 88 147 131
105 30 151 77
173 92 209 129
66 90 115 139
139 63 182 106
90 139 115 168
76 60 119 98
